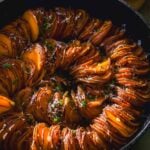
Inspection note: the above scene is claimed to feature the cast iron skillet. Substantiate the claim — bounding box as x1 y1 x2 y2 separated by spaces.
0 0 150 149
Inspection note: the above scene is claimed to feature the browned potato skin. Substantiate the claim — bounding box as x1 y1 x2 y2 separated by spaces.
15 87 33 111
0 58 26 95
31 123 61 150
0 113 33 150
79 18 102 41
21 43 46 86
71 86 106 120
27 87 53 124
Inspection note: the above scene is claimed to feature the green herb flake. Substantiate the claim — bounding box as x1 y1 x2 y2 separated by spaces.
48 44 54 51
42 22 50 31
55 84 63 92
59 99 63 106
112 79 116 84
53 116 61 123
26 115 35 125
44 40 55 52
2 63 12 69
81 100 87 108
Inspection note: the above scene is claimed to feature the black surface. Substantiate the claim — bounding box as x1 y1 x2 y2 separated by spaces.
0 0 150 149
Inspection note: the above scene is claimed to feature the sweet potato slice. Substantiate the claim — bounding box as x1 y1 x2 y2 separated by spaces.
0 33 13 56
0 42 9 56
23 60 37 86
2 22 28 54
28 87 52 123
22 10 39 41
22 44 46 81
73 58 111 77
16 127 33 150
0 59 25 94
63 96 81 124
9 60 25 91
3 67 17 94
74 9 90 36
12 19 31 41
15 87 33 111
42 127 49 150
0 69 11 94
0 95 15 114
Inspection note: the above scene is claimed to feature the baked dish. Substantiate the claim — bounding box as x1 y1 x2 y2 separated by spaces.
0 7 150 150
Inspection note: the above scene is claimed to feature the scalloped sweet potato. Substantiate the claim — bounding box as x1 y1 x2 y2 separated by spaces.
22 10 39 41
11 19 31 41
0 33 13 56
0 59 26 95
0 41 9 56
22 44 46 83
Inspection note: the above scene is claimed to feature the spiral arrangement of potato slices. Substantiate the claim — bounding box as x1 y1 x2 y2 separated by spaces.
0 7 150 150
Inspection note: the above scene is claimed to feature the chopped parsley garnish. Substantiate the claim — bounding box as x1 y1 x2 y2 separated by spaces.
53 116 61 123
47 44 54 51
42 22 50 31
55 84 63 92
41 15 54 35
26 115 35 125
111 79 116 84
44 41 54 51
2 63 12 69
81 100 87 108
59 99 63 106
40 19 50 35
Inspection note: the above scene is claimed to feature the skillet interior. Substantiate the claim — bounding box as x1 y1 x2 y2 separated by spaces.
0 0 150 149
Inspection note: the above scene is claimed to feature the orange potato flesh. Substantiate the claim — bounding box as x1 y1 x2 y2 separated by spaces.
72 58 111 77
22 44 46 81
22 44 45 72
22 10 39 41
0 95 15 114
